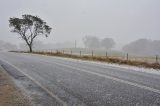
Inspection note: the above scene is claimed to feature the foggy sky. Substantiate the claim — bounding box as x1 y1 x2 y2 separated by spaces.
0 0 160 49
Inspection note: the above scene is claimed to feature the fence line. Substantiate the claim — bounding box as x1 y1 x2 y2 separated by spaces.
35 49 159 64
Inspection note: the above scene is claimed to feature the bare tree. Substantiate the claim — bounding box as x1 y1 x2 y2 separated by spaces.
9 14 52 52
83 36 100 49
101 38 115 50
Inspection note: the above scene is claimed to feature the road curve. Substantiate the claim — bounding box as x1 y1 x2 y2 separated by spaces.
0 52 160 106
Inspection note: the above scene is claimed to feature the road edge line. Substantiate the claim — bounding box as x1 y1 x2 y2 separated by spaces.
0 59 67 106
47 60 160 94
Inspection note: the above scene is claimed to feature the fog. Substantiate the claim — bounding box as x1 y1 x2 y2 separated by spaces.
0 0 160 54
0 40 17 51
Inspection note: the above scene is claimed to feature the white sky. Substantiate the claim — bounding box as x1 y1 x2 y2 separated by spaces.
0 0 160 48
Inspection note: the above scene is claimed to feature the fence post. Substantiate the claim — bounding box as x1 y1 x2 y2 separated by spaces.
127 53 129 61
56 49 58 53
92 51 93 57
156 55 158 63
80 51 81 57
71 50 72 55
106 51 108 58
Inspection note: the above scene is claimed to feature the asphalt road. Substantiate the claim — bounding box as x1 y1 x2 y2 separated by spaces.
0 52 160 106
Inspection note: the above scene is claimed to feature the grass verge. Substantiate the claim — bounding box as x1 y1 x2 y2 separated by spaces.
11 51 160 70
0 66 31 106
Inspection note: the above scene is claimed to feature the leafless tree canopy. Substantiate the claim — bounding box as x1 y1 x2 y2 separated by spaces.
83 36 115 50
101 38 115 50
83 36 100 49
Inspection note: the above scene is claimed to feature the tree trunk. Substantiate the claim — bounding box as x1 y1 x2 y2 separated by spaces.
28 45 32 52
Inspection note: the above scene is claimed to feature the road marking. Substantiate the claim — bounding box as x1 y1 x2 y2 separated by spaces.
41 59 160 94
19 53 160 76
31 53 125 72
33 53 156 75
0 59 67 106
49 56 129 72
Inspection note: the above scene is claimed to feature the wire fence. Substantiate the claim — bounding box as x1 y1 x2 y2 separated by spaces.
34 49 159 64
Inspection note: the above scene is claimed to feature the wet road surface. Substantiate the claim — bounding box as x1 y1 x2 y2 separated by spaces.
0 52 160 106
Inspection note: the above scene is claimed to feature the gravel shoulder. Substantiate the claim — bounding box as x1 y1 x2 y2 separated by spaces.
0 66 31 106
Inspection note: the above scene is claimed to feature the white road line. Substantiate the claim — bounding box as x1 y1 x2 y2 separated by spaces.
41 59 160 94
31 53 126 72
32 53 157 75
0 59 67 106
21 53 160 76
49 56 129 72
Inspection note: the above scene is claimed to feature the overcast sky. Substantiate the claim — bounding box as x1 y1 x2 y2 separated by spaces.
0 0 160 48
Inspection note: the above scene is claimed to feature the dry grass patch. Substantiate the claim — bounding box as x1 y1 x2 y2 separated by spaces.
11 51 160 70
0 66 31 106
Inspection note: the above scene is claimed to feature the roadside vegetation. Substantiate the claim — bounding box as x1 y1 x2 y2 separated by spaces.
9 14 52 52
11 50 160 70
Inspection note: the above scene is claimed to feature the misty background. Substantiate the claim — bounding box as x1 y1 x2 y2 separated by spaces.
0 0 160 56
